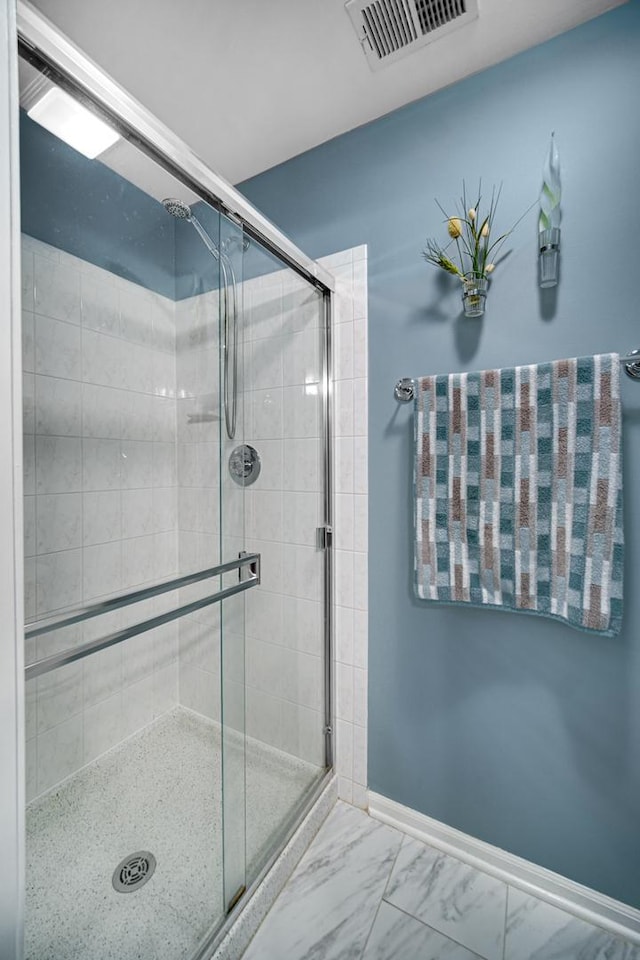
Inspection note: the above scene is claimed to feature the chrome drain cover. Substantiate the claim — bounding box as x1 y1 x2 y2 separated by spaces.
112 851 156 893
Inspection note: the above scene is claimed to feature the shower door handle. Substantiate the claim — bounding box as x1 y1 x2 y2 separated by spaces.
25 553 261 681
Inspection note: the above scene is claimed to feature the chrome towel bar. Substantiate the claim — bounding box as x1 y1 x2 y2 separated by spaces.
394 348 640 401
25 553 260 681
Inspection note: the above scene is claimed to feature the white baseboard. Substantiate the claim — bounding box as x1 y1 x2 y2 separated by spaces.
368 791 640 945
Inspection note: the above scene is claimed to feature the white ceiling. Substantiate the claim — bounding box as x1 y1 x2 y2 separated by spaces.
27 0 627 185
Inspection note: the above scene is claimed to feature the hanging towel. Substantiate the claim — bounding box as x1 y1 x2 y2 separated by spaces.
414 354 623 636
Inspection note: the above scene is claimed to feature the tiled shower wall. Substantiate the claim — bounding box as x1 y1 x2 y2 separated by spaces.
22 234 368 806
322 246 368 809
23 234 179 802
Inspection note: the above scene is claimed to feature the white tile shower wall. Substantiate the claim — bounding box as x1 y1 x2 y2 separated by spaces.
22 234 179 802
320 245 368 809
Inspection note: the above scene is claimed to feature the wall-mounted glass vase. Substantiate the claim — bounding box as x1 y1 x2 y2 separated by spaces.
462 272 488 318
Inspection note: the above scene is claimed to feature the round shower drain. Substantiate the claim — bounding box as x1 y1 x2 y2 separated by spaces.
112 851 156 893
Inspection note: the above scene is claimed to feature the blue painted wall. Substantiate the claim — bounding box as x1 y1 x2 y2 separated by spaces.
20 111 177 298
241 2 640 907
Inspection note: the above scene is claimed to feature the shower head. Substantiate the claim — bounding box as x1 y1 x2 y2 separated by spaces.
163 199 249 253
162 198 192 220
162 197 226 266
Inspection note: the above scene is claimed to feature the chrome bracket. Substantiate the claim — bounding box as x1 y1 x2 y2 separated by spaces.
238 550 260 584
624 348 640 381
394 378 415 402
316 525 333 550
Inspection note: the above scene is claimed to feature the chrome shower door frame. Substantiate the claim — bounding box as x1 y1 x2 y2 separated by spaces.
15 2 336 955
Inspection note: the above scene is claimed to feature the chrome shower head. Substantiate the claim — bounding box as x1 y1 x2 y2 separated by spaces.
162 197 222 264
162 198 192 220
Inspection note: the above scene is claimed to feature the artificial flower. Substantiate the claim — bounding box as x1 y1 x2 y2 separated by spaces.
422 183 531 283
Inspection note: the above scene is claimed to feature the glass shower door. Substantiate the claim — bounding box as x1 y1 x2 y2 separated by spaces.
235 233 329 890
18 51 252 956
201 210 331 923
173 203 250 921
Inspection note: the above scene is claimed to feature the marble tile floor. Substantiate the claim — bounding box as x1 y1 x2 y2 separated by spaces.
242 802 640 960
25 706 322 960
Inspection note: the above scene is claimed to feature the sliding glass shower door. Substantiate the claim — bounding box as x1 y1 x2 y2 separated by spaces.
18 32 330 960
19 75 249 954
238 236 329 883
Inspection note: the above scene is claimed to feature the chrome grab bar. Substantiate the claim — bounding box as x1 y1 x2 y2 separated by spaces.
25 553 260 681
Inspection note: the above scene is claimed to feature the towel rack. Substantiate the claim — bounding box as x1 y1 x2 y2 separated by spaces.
394 348 640 401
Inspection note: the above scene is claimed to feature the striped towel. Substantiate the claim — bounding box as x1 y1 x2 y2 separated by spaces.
414 354 623 636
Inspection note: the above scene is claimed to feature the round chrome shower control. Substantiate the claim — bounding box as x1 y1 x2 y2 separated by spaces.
229 444 261 486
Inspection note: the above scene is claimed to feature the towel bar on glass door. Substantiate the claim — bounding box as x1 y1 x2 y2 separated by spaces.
24 553 261 681
394 348 640 401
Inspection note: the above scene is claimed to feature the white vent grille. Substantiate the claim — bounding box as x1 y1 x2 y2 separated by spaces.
346 0 479 70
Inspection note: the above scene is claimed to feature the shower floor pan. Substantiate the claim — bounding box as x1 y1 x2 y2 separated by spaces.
25 707 320 960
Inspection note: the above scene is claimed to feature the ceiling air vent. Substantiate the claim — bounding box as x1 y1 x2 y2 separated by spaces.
346 0 479 71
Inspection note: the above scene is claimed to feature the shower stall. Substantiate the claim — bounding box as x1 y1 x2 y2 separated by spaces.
9 5 335 958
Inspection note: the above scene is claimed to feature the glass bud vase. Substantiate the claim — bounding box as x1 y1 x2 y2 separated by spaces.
539 227 560 288
462 272 488 318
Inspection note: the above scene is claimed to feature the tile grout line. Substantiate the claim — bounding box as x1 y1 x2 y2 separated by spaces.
352 811 404 960
379 827 405 901
357 894 385 960
375 899 488 960
378 832 508 960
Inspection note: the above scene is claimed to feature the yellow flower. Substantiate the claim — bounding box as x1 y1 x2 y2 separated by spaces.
485 263 495 274
468 208 476 222
481 221 490 238
447 217 463 238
